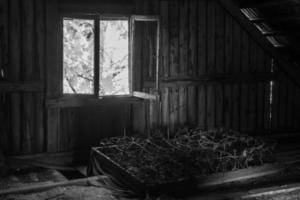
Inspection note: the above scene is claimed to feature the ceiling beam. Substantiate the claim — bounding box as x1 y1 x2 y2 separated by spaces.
219 0 300 88
239 0 299 8
262 30 300 37
249 16 300 23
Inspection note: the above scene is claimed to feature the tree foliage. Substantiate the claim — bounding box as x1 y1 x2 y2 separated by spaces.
63 19 94 94
63 18 129 95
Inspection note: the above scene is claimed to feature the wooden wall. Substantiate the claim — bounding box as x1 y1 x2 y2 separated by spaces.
135 0 275 135
271 63 300 133
0 0 45 155
1 0 300 155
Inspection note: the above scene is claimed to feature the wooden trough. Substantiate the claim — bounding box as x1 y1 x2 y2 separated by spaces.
89 147 284 196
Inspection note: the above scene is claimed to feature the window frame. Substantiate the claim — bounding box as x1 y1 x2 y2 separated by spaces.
61 13 160 100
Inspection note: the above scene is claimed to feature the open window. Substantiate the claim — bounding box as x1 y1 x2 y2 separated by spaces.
62 15 160 100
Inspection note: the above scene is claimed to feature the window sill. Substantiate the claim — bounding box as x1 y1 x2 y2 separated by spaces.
46 93 158 108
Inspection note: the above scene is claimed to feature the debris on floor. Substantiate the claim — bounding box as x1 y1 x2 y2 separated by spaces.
0 185 127 200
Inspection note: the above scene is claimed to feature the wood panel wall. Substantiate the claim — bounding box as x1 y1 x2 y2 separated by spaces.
271 63 300 133
135 0 276 135
0 0 46 155
1 0 300 155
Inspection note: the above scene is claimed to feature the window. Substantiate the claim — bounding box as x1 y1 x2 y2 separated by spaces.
62 15 160 99
63 18 95 94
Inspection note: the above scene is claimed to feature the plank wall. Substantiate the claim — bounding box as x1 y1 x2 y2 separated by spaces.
0 0 46 154
1 0 300 155
136 0 275 135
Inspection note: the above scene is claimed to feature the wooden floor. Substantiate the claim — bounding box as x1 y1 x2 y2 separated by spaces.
1 140 300 200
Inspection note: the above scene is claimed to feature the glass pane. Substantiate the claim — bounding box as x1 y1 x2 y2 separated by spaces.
99 20 129 96
63 19 94 94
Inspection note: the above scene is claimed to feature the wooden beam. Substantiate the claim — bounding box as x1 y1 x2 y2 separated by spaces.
132 91 158 101
46 96 141 108
197 164 284 188
0 81 43 92
262 30 300 37
243 183 300 199
144 73 277 88
250 15 300 23
239 0 299 8
0 176 108 196
219 0 300 88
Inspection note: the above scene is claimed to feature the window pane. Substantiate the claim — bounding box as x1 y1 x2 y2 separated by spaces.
99 20 129 96
63 19 94 94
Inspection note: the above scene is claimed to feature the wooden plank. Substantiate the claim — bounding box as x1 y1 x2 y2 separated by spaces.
59 109 67 151
0 81 44 92
224 84 232 128
169 0 179 77
160 0 169 78
144 73 277 89
60 1 134 14
61 108 79 152
232 20 241 73
46 0 60 152
256 82 265 131
198 0 207 75
21 0 35 154
47 96 140 108
248 84 257 132
170 87 179 132
46 0 61 98
149 0 159 15
132 91 158 100
206 0 216 74
35 0 45 80
270 80 278 130
198 85 206 129
286 80 295 129
143 88 150 131
150 73 276 83
239 0 295 8
197 164 284 188
249 38 257 73
206 84 215 128
149 88 155 128
179 0 188 75
256 45 265 73
0 176 107 196
47 108 59 152
0 0 8 80
240 31 249 73
219 0 300 88
34 0 45 153
162 87 170 127
179 86 187 126
279 79 287 129
9 0 21 154
215 2 225 74
244 184 300 199
187 86 197 126
141 23 149 79
133 102 145 134
215 84 224 127
232 84 240 130
132 20 143 91
188 0 197 76
224 10 233 74
240 84 249 132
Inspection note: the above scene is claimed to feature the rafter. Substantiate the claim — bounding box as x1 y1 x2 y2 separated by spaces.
219 0 300 88
239 0 299 9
